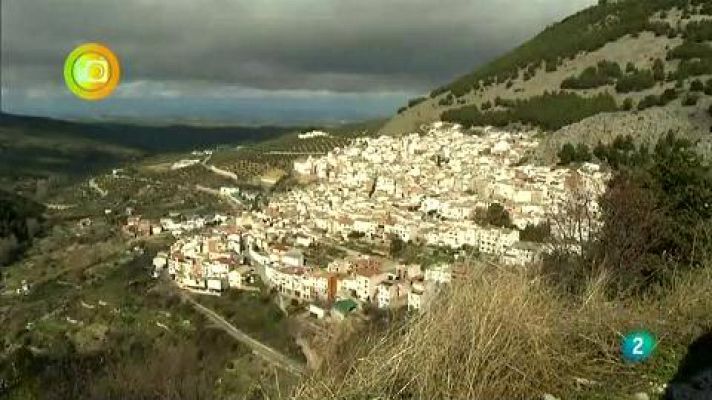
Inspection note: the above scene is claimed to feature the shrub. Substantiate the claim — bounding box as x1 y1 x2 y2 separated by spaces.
683 93 700 106
494 96 517 108
625 62 636 73
442 92 618 131
438 95 455 106
668 41 712 60
561 62 619 90
475 203 513 228
621 98 634 111
660 88 679 104
652 58 666 81
558 142 592 164
638 95 661 110
646 21 673 37
408 97 427 108
558 143 577 165
545 59 558 72
520 222 551 243
675 58 712 80
690 79 704 92
684 20 712 42
615 69 656 93
481 101 492 110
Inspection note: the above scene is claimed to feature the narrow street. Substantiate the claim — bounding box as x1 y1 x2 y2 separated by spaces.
178 290 306 376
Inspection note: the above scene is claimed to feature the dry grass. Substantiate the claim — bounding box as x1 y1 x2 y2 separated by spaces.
291 262 712 400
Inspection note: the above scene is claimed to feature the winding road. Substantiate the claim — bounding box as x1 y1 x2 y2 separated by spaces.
178 290 306 376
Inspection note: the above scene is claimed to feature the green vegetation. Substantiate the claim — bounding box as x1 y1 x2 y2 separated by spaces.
407 97 427 108
615 68 656 93
592 135 644 168
560 60 621 89
0 113 296 183
683 92 700 106
431 0 698 98
652 58 666 81
668 41 712 60
557 142 592 165
637 88 679 110
683 20 712 41
550 132 712 293
0 189 45 265
474 203 513 228
519 222 551 243
442 92 618 131
389 237 461 266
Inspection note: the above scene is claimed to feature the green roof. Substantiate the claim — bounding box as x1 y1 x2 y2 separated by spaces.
333 299 358 314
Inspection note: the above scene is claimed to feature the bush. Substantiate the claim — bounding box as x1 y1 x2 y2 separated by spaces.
683 93 700 106
615 69 656 93
442 92 618 131
520 222 551 243
647 21 673 37
595 132 712 279
668 41 712 60
684 20 712 42
545 59 558 72
652 58 666 81
675 58 712 80
561 62 620 90
638 95 661 110
494 96 517 108
407 97 427 108
481 101 492 110
558 142 592 164
690 79 704 92
438 95 455 106
621 97 634 111
475 203 513 228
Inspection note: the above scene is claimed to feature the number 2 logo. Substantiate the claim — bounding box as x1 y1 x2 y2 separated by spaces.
632 337 644 355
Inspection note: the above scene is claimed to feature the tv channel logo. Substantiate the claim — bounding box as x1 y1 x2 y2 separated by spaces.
621 330 656 363
64 43 120 100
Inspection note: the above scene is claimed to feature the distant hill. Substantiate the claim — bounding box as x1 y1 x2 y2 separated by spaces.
0 112 297 180
382 0 712 160
0 189 45 266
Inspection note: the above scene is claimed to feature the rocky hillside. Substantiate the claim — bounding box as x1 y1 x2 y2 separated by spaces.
382 0 712 161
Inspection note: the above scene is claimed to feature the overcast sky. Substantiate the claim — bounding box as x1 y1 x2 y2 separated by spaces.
0 0 595 125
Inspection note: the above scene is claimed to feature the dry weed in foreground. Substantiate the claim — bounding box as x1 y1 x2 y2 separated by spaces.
292 260 712 400
293 265 612 399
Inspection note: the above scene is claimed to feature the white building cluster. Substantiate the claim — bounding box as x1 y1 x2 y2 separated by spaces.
155 122 610 320
285 123 608 264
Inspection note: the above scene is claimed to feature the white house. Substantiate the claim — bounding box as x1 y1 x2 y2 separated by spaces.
424 264 452 285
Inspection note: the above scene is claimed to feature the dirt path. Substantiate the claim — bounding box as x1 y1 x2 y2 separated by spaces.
178 290 305 376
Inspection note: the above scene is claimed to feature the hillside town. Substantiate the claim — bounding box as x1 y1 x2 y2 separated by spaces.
148 123 610 320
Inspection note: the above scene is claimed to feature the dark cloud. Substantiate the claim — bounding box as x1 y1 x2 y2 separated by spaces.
0 0 595 121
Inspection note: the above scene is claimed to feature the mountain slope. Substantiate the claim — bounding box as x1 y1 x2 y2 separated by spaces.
0 112 296 180
381 0 712 160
